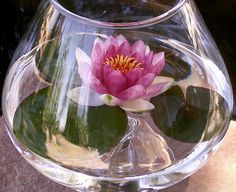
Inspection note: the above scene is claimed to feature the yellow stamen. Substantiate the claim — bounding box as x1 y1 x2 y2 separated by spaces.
105 54 143 73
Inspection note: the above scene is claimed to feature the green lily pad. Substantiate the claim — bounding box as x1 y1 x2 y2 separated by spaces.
151 86 230 143
13 86 128 157
63 103 128 154
151 86 185 131
13 88 48 157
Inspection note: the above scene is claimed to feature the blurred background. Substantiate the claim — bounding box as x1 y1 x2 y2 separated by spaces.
0 0 235 118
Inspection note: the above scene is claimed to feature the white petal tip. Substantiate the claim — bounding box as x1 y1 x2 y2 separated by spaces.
75 47 91 64
100 94 121 106
153 76 174 84
145 45 150 54
120 99 155 113
67 87 104 107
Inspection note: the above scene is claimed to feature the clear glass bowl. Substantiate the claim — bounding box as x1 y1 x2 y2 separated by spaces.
2 0 233 191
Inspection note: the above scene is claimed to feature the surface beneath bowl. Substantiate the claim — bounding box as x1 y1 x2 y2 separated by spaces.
1 117 236 192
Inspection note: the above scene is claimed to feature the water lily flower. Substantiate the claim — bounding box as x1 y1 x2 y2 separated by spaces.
68 35 174 112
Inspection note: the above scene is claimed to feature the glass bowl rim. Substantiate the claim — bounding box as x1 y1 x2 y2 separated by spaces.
50 0 186 29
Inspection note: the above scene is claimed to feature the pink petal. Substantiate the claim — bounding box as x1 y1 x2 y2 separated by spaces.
152 52 165 65
91 43 105 79
104 36 118 50
145 76 174 98
152 62 165 76
131 40 146 61
152 52 165 74
125 68 144 87
92 43 105 65
137 73 155 88
144 51 154 66
117 41 131 56
142 51 154 74
116 35 128 46
91 77 108 94
91 63 103 82
102 64 113 84
107 70 126 95
145 83 167 98
105 45 117 58
131 52 142 63
100 94 122 106
94 37 105 50
118 85 145 100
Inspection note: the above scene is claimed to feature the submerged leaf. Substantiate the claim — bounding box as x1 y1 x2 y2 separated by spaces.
64 103 128 154
14 86 128 159
13 88 48 157
151 86 230 143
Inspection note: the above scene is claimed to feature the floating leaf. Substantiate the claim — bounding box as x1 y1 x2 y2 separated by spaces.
151 86 230 143
151 86 185 132
64 102 128 154
14 86 128 157
13 88 48 157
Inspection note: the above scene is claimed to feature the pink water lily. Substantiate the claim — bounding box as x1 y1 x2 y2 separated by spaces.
68 35 174 112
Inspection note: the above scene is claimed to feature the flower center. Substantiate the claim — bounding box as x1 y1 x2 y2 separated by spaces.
105 54 142 73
